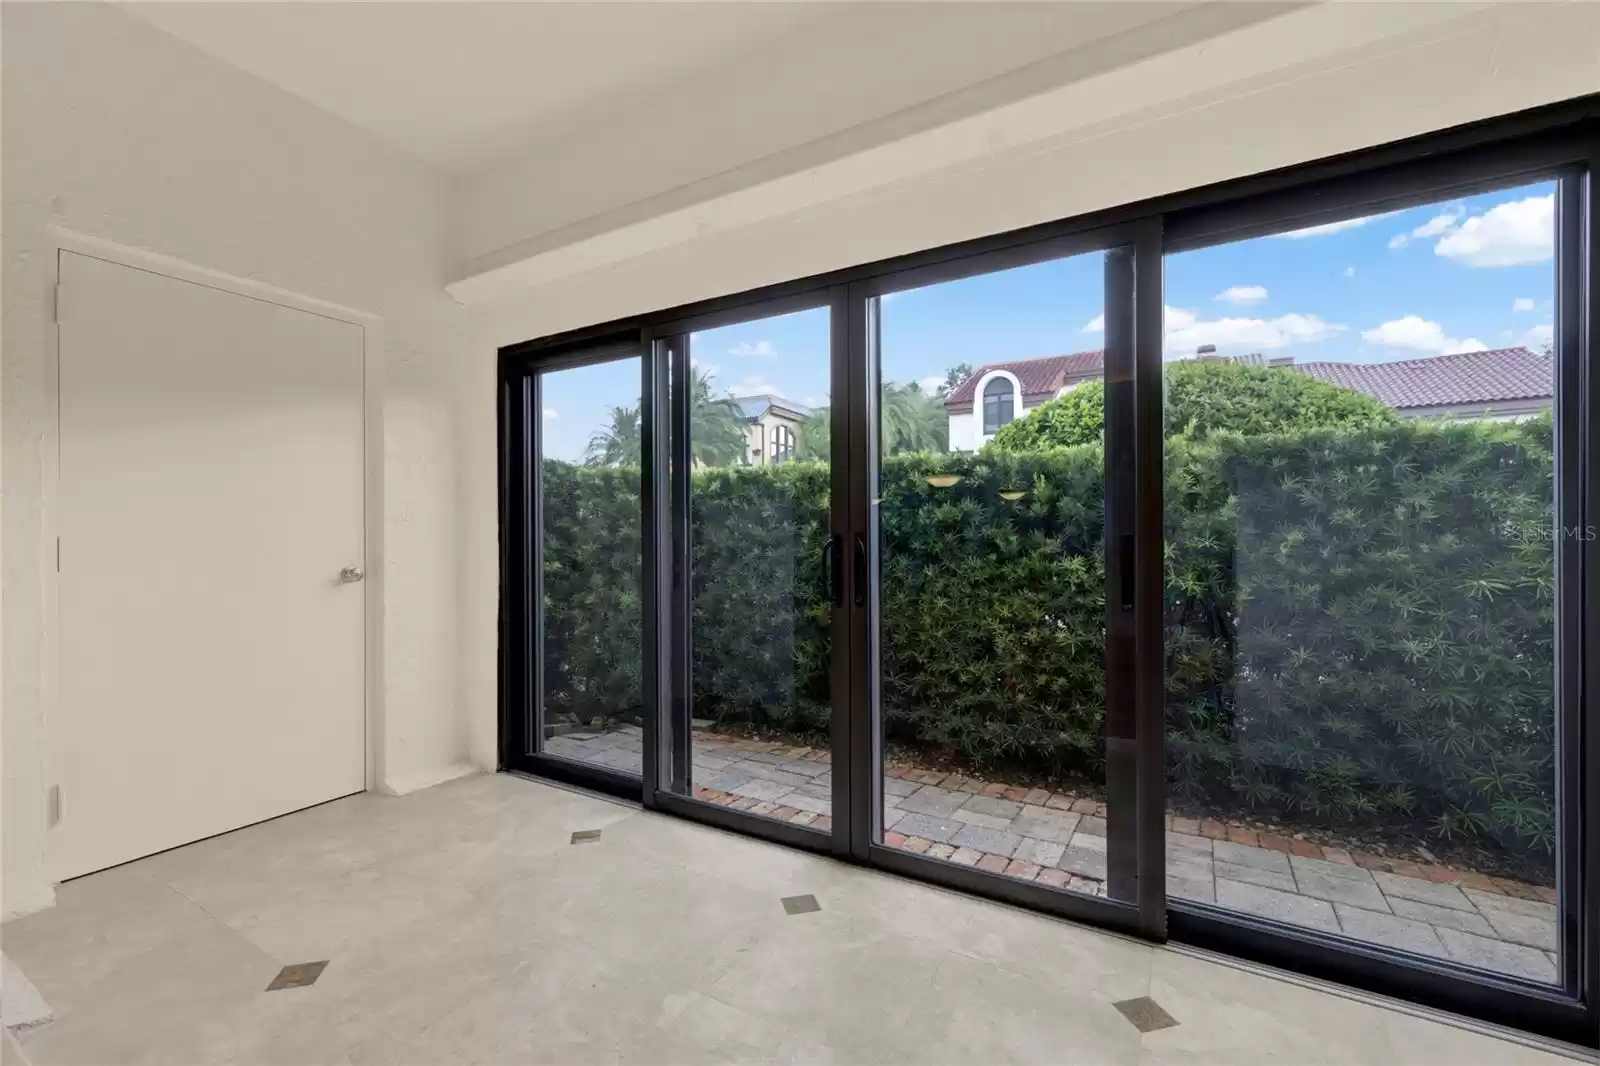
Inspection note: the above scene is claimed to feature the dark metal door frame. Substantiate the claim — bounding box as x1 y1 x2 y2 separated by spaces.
839 221 1168 941
499 334 652 802
643 290 850 855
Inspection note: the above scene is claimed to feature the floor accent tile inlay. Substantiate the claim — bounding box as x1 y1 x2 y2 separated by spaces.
266 961 328 992
570 829 603 844
781 894 821 916
1113 996 1178 1033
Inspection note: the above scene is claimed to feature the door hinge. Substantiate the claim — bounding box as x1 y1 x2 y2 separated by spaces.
56 537 61 573
48 785 61 827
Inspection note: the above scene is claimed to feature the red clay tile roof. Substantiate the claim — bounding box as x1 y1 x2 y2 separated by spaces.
1292 347 1551 410
945 350 1105 411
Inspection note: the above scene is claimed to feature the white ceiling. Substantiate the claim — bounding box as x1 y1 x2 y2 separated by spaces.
121 0 834 172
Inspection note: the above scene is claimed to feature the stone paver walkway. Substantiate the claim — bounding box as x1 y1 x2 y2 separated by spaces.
545 725 1558 983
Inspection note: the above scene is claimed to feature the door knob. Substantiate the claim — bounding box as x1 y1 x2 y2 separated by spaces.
339 566 365 584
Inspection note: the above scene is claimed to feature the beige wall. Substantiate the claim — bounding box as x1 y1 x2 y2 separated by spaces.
2 3 472 918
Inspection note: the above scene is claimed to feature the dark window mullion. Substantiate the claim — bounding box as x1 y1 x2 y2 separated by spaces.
641 329 668 807
844 282 878 861
667 335 693 796
1555 162 1597 1020
1132 217 1167 939
829 284 858 858
1102 245 1139 906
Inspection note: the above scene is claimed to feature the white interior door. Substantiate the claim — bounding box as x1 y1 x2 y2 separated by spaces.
52 251 367 880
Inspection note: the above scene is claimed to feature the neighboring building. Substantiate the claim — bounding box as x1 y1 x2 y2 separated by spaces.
943 350 1106 451
735 393 813 465
1292 346 1552 421
943 345 1552 450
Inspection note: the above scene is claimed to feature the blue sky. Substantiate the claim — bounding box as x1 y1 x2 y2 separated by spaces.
540 180 1555 461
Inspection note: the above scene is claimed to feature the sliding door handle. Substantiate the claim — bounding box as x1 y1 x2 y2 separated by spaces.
825 534 844 608
853 534 867 608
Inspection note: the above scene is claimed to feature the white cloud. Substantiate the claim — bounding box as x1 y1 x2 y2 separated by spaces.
1081 313 1105 333
1388 209 1465 251
691 357 720 377
1090 304 1338 352
1525 323 1554 348
1513 297 1536 313
1434 194 1553 267
1167 311 1342 354
1361 315 1484 355
542 408 559 419
1275 215 1374 239
729 340 776 359
917 375 944 394
1344 266 1356 278
1215 285 1268 305
1411 211 1462 238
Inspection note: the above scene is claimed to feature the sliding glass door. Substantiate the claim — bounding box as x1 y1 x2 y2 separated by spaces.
645 295 851 850
500 338 648 791
1163 178 1565 982
847 233 1165 934
500 103 1597 1045
1158 159 1591 1039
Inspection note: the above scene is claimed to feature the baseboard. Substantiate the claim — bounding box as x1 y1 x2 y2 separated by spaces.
379 761 481 796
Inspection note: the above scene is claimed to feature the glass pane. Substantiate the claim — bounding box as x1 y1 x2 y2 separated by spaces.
536 355 644 777
1163 181 1560 983
668 307 834 831
874 250 1136 903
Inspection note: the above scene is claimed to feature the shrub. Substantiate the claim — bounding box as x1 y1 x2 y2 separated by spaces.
686 462 833 735
540 462 643 730
538 418 1556 871
987 361 1398 451
1164 418 1555 862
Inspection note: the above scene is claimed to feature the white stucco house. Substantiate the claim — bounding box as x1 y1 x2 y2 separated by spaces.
943 350 1106 451
735 393 814 465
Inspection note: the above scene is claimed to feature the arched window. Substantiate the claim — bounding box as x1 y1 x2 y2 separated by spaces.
771 424 795 464
983 377 1015 434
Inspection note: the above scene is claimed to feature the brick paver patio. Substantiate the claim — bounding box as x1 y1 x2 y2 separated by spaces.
545 725 1558 983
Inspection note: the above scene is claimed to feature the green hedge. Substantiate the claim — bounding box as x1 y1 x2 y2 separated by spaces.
540 418 1555 868
539 463 642 730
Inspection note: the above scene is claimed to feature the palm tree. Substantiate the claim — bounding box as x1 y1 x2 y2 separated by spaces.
797 409 830 461
579 370 750 468
882 380 947 454
584 404 642 467
793 382 940 457
794 382 945 459
688 365 751 467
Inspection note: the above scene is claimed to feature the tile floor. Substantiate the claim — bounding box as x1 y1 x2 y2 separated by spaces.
546 726 1560 984
3 772 1587 1066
